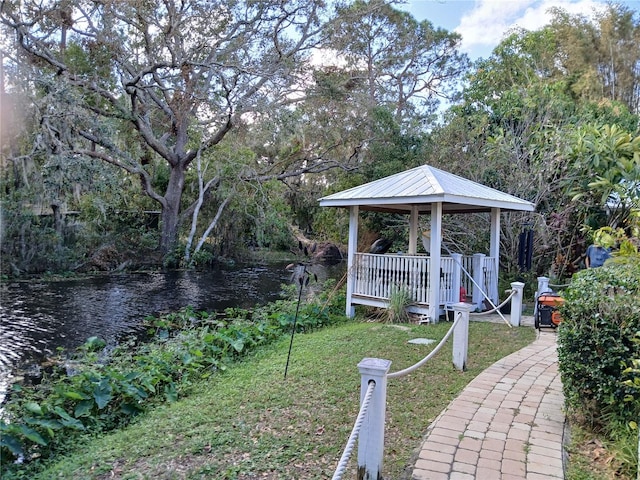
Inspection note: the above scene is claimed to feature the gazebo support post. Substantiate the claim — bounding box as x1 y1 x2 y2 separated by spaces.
408 206 419 255
472 253 486 310
489 208 501 303
428 202 443 322
346 205 359 318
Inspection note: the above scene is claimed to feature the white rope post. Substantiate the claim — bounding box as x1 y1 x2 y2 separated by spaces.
537 276 550 296
535 277 549 321
509 282 525 327
452 303 472 371
357 358 391 480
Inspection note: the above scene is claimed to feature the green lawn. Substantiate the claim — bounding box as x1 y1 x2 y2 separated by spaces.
32 320 535 479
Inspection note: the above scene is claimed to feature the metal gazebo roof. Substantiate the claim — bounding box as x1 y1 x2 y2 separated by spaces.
318 165 535 214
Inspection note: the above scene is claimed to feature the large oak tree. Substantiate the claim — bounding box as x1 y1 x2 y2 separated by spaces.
1 0 332 253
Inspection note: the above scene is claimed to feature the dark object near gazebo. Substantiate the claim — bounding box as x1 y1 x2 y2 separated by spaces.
518 228 534 272
313 242 344 265
369 238 393 254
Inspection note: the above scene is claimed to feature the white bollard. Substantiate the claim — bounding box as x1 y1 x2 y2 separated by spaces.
510 282 525 327
357 358 391 480
537 276 550 297
452 303 473 371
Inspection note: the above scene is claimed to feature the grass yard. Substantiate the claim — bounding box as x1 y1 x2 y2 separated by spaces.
31 319 535 479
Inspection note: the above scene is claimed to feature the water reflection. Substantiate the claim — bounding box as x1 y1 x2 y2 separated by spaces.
0 263 345 403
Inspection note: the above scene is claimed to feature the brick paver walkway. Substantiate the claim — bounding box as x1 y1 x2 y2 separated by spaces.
412 327 565 480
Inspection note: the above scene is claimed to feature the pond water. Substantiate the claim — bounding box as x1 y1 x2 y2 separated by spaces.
0 262 345 403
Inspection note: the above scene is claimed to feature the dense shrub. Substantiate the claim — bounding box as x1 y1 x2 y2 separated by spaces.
557 261 640 426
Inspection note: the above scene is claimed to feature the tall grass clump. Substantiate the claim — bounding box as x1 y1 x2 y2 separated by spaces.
385 285 414 324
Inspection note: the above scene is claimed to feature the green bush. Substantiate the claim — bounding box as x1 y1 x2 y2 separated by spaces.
557 262 640 426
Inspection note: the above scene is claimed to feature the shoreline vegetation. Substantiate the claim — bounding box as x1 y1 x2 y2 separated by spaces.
1 248 306 281
0 283 535 479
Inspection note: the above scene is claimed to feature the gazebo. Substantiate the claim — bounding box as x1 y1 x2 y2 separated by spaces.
318 165 536 322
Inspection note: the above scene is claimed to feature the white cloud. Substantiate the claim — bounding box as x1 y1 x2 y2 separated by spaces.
309 48 349 68
455 0 608 57
456 0 535 48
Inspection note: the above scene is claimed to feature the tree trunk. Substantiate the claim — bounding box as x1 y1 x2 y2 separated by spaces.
160 165 186 253
51 202 63 238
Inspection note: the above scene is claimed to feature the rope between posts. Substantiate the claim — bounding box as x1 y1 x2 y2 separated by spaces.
469 289 517 316
331 379 377 480
387 312 462 379
549 283 571 288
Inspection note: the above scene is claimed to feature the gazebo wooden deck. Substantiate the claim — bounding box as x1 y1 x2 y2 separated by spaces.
318 165 536 322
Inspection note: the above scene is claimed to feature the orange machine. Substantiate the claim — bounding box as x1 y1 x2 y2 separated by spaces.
534 292 565 329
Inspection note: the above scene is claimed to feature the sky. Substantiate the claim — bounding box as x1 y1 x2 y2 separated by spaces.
400 0 640 61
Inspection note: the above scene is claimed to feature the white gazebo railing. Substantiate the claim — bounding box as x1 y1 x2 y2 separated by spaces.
351 252 498 315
